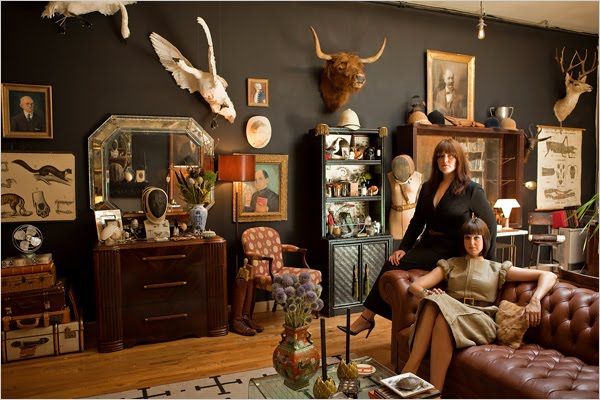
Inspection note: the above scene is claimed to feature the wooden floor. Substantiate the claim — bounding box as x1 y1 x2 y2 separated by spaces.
1 311 393 399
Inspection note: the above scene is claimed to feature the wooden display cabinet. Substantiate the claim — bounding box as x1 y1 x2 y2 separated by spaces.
309 126 393 316
395 125 525 227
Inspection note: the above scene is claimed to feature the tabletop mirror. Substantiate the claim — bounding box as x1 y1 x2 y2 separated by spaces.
88 115 215 216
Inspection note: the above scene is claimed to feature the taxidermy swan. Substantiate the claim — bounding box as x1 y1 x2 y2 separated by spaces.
150 17 236 127
41 1 136 39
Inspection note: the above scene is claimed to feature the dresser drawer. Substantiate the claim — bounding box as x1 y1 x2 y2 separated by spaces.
122 300 206 344
120 246 206 305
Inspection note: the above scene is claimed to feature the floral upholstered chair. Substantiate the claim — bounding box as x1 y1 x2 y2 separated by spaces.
241 227 322 311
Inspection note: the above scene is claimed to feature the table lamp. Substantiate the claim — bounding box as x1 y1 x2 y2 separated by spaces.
218 154 256 267
494 198 520 229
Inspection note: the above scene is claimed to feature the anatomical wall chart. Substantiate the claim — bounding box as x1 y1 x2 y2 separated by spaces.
1 152 75 222
536 125 582 210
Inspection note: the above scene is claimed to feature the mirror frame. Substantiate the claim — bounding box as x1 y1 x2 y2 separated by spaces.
88 115 215 216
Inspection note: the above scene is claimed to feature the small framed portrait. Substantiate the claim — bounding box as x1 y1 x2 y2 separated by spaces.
2 83 53 139
426 50 475 121
247 78 269 107
94 210 123 241
235 154 287 222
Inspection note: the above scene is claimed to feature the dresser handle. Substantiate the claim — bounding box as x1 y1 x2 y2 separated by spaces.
141 254 187 261
143 281 188 290
144 313 188 322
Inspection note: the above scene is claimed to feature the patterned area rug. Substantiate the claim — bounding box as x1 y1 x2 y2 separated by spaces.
91 357 340 399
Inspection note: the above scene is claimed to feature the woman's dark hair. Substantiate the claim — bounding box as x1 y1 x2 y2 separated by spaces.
429 138 471 195
461 217 491 256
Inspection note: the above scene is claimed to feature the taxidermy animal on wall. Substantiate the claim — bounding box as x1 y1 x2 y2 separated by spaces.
310 27 386 112
150 17 236 128
41 1 136 39
553 47 597 125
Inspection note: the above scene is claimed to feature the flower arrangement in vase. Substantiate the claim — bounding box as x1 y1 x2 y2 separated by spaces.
272 272 324 390
175 167 216 232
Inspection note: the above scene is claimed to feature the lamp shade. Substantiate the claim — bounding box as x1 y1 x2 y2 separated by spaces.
494 199 520 228
217 154 256 182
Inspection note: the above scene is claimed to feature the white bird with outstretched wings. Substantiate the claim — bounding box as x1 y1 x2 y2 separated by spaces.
150 17 236 125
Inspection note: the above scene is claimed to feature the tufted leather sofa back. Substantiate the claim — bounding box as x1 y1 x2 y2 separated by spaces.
500 281 598 365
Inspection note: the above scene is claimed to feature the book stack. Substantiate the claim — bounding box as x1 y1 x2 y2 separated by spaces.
1 254 84 362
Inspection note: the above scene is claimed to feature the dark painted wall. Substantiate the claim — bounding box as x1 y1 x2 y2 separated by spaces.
2 2 597 320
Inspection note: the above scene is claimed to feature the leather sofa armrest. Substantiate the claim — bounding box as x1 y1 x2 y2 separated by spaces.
380 269 430 331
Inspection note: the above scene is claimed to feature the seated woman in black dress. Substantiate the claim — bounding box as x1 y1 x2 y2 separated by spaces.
339 138 497 336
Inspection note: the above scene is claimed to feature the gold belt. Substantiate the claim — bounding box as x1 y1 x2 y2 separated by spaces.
391 203 416 211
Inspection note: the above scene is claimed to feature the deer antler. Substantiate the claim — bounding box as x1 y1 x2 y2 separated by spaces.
555 47 584 75
576 49 598 80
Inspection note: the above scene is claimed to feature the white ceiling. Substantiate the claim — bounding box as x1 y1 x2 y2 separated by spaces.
404 1 599 34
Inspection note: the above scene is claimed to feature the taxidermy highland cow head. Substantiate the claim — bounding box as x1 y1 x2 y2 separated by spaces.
310 27 386 112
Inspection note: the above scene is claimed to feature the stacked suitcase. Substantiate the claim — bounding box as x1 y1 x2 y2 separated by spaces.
1 254 84 362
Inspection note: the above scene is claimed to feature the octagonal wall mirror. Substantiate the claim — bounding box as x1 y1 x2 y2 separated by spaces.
88 115 215 216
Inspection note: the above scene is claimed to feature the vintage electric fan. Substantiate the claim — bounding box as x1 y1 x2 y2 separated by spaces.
12 224 43 258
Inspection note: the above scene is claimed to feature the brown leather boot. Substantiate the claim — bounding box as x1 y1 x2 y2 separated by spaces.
230 270 256 336
242 270 263 333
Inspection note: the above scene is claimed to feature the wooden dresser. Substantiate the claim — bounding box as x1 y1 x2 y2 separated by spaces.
93 236 227 352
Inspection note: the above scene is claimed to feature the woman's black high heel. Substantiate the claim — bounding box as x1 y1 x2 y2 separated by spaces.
337 315 376 338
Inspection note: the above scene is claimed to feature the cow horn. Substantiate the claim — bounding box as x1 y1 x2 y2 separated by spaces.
360 37 387 64
310 26 332 61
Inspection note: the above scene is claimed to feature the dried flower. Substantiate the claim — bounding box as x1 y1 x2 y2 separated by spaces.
272 272 324 328
175 166 217 206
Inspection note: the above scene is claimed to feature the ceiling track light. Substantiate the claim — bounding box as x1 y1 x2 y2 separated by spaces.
477 1 486 39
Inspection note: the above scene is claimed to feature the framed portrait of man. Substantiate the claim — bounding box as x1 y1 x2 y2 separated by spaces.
235 154 287 222
247 78 269 107
2 83 53 139
426 50 475 121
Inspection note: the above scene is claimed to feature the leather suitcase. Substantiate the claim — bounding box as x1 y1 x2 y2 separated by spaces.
1 287 83 362
2 281 67 318
1 307 70 331
1 263 56 294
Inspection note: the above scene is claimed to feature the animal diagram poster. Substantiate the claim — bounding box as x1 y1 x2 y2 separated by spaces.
536 126 582 210
1 152 75 222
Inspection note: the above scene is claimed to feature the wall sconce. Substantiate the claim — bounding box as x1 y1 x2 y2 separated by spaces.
477 1 486 39
494 198 520 229
218 154 256 267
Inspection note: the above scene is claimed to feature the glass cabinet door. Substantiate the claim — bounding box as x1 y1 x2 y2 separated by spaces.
414 134 501 203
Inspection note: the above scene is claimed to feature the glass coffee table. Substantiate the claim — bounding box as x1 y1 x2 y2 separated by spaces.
248 356 395 399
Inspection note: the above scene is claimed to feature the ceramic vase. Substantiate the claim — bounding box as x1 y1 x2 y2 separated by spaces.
188 204 207 233
272 324 320 390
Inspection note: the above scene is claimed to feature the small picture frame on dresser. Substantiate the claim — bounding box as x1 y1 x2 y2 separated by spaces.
94 210 123 241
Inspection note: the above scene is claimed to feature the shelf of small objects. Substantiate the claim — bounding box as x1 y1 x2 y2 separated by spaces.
99 220 216 246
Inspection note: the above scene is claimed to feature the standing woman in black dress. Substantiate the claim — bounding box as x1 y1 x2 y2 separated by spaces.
339 138 497 336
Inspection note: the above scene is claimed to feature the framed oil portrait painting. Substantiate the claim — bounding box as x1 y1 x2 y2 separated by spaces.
426 50 475 121
1 152 75 222
247 78 269 107
235 154 287 222
2 83 53 139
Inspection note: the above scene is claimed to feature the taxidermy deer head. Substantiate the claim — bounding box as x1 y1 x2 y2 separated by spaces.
150 17 236 127
522 123 550 163
311 27 386 112
553 47 597 125
41 1 136 39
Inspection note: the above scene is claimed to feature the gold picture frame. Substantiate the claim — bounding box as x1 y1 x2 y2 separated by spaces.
2 83 53 139
426 50 475 121
234 154 287 222
247 78 269 107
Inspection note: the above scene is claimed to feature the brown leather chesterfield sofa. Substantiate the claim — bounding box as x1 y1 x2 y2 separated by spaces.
380 269 599 398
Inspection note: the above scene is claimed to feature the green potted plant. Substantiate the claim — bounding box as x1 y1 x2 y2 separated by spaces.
576 192 598 276
175 167 217 232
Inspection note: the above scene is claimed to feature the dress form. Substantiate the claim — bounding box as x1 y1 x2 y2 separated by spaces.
388 170 423 240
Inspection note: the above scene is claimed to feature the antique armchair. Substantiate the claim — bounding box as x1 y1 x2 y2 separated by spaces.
240 227 322 312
